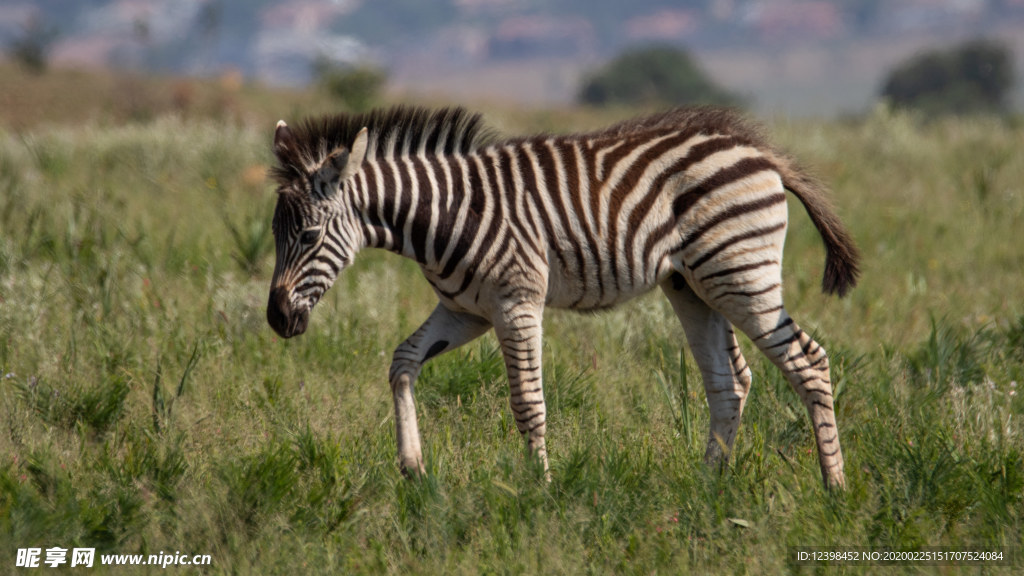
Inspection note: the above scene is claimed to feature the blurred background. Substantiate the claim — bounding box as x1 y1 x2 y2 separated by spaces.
1 0 1022 126
2 4 1024 569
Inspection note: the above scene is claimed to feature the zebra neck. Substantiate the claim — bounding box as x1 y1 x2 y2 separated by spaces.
354 156 467 268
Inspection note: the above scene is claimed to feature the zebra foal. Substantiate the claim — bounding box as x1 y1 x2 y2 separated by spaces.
265 106 860 488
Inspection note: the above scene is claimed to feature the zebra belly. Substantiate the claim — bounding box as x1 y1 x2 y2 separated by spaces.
543 245 674 311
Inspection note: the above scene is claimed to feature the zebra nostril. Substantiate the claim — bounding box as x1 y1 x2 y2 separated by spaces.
291 307 310 336
267 287 293 337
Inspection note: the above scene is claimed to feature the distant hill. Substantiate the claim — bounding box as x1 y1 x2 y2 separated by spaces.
4 0 1024 115
0 62 341 131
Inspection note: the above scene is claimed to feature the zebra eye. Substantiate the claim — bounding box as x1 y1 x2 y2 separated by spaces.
299 229 319 245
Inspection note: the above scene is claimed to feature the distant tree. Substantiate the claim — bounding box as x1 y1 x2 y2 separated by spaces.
313 57 388 112
8 17 58 74
578 45 741 108
331 0 457 47
838 0 884 33
880 39 1015 116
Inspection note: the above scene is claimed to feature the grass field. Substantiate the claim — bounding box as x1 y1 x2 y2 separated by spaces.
1 68 1023 574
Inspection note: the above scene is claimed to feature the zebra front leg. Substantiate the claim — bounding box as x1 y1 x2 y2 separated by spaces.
389 304 491 477
660 275 752 467
494 304 549 477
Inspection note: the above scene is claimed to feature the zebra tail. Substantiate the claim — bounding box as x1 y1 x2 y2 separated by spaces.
772 153 861 298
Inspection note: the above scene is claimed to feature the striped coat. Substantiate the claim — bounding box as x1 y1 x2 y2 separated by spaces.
267 106 859 488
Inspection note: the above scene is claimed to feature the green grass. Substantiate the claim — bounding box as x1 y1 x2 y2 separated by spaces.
1 106 1023 574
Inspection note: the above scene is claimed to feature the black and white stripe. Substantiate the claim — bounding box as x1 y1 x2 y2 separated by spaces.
266 106 859 488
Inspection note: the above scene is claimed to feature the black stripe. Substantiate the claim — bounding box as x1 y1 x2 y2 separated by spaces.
443 156 506 299
516 146 568 275
498 148 543 258
510 403 544 416
572 142 606 300
408 156 431 263
610 132 730 226
429 154 459 266
358 163 385 248
526 419 546 432
596 134 641 180
438 157 483 280
426 157 448 265
311 254 341 275
698 259 776 282
562 141 605 307
639 218 678 275
423 340 449 362
534 142 585 290
606 133 732 290
301 267 334 283
679 192 787 252
717 283 780 299
766 330 801 351
689 222 786 271
753 317 793 341
423 120 442 155
380 162 404 251
796 374 822 386
672 156 777 217
318 236 347 264
395 160 416 256
473 241 515 299
627 137 740 256
792 363 821 373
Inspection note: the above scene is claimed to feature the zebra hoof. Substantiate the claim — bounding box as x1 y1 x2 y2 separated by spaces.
823 469 846 490
399 458 426 479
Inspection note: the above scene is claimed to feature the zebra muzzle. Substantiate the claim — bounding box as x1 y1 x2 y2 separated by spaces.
267 286 309 338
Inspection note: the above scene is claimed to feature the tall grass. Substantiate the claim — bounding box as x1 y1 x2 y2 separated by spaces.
1 109 1022 574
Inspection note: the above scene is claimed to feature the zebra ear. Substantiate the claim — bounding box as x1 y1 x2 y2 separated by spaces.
273 120 296 164
315 148 350 198
340 127 368 182
314 127 368 197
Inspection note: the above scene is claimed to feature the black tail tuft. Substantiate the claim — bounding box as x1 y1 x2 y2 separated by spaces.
772 153 860 298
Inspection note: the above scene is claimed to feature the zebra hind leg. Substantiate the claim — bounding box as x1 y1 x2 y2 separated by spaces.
697 264 846 489
660 273 753 469
741 309 845 488
389 304 491 477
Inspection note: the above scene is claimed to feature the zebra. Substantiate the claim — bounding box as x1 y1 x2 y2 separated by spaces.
265 105 860 488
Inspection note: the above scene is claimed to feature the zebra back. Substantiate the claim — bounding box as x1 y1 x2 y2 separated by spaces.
587 106 860 298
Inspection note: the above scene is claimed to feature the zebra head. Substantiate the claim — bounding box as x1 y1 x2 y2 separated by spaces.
267 120 369 338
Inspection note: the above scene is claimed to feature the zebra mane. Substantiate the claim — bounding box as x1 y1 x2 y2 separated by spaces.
589 106 770 148
271 105 497 185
